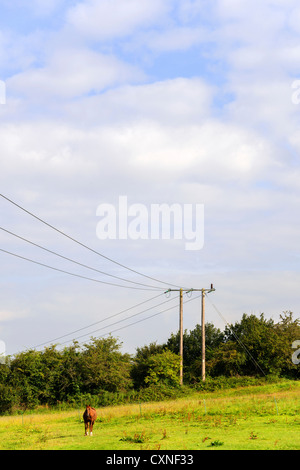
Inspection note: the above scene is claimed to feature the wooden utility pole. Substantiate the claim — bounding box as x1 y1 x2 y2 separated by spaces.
165 284 215 385
179 288 183 386
201 289 206 382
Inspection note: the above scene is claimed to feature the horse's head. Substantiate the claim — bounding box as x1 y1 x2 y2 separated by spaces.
85 404 92 418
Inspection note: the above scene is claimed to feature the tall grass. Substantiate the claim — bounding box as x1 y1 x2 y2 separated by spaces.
0 379 299 450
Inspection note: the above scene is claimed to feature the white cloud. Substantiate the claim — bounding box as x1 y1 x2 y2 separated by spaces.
111 118 272 183
8 46 144 100
1 0 300 355
1 77 272 186
141 26 208 52
66 0 171 40
65 78 214 126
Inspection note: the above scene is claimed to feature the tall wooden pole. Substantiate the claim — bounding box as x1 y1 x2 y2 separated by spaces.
201 288 205 382
179 288 183 386
165 284 215 386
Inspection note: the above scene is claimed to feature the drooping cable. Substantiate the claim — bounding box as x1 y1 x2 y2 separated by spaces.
36 293 178 348
205 295 266 377
0 194 181 288
61 292 202 347
0 248 162 291
33 291 168 348
0 226 164 290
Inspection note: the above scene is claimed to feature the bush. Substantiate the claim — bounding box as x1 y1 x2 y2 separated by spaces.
144 350 181 387
0 311 298 414
0 384 19 415
137 383 186 403
192 375 268 392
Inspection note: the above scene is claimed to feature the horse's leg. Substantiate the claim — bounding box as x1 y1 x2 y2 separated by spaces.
85 421 88 436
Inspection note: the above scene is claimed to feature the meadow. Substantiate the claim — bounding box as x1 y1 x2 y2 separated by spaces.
0 379 299 450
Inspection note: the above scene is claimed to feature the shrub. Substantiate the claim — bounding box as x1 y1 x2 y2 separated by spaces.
144 350 181 387
0 384 19 415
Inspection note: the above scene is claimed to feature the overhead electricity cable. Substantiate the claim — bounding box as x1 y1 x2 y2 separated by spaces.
0 227 165 290
0 248 162 291
205 295 266 377
8 291 200 356
71 292 203 347
33 291 168 348
34 293 177 349
0 194 182 289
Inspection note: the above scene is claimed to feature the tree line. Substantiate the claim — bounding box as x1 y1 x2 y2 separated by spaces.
0 311 299 414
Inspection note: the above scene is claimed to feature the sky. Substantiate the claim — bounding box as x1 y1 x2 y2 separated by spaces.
1 0 300 357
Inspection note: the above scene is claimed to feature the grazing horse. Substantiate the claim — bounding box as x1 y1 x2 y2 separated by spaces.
83 404 97 436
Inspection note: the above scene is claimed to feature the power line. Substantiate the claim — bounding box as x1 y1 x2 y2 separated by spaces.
61 291 203 348
9 291 200 356
0 248 162 291
33 291 168 348
43 294 179 347
205 295 266 377
0 226 164 290
0 193 181 289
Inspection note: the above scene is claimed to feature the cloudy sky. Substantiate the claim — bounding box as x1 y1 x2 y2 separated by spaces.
1 0 300 357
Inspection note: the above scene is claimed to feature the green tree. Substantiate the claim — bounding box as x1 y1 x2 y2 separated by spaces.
223 313 300 376
206 341 247 377
144 350 181 387
131 342 164 388
165 323 224 381
9 349 45 408
0 358 18 414
81 336 133 393
54 342 82 402
273 312 300 377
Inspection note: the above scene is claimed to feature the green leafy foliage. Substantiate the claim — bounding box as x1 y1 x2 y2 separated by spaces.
144 350 180 387
0 311 299 414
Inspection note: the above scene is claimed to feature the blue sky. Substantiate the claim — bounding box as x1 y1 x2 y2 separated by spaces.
1 0 300 356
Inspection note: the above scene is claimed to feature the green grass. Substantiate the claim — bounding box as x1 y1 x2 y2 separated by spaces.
0 380 299 450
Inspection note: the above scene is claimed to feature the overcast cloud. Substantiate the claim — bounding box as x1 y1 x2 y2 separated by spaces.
0 0 300 356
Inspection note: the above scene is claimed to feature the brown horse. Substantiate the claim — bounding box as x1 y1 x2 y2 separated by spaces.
83 404 97 436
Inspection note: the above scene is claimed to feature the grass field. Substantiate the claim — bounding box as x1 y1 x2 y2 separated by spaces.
0 380 299 450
